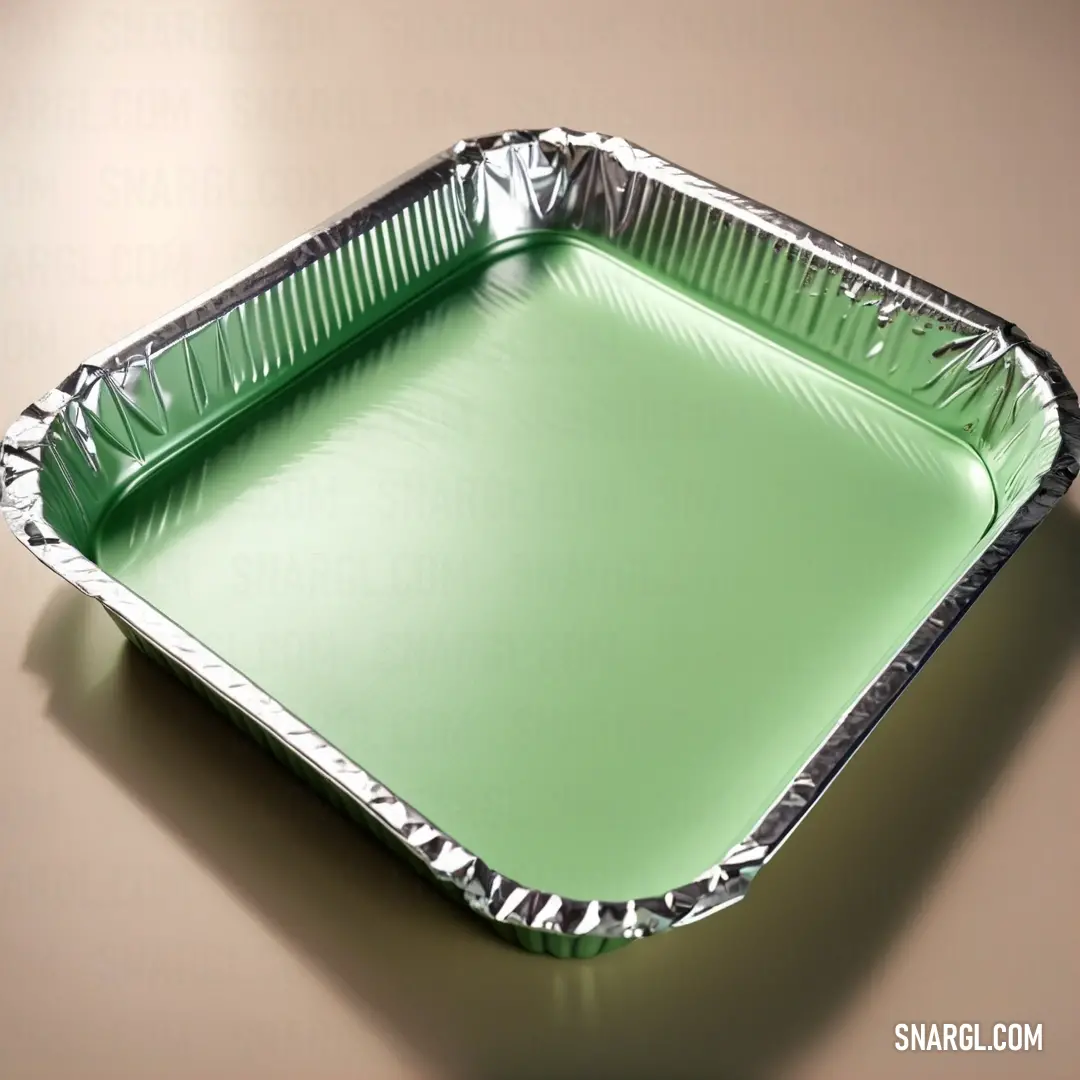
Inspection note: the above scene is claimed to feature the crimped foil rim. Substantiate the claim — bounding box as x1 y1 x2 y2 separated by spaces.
4 128 1079 942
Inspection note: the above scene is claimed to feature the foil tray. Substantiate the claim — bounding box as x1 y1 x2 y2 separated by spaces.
4 129 1078 958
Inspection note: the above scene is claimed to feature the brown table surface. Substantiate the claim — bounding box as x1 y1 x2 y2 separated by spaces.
2 2 1078 1077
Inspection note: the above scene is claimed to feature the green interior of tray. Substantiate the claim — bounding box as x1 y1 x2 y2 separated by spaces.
90 236 996 902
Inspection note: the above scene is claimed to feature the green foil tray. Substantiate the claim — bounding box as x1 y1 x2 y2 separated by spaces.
4 129 1078 958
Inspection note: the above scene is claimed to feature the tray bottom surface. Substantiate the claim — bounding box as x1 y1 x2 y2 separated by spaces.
95 237 996 901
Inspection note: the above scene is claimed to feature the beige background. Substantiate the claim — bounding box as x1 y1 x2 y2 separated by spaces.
1 1 1079 1077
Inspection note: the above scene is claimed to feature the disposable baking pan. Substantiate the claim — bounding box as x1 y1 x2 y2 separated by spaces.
4 129 1078 958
